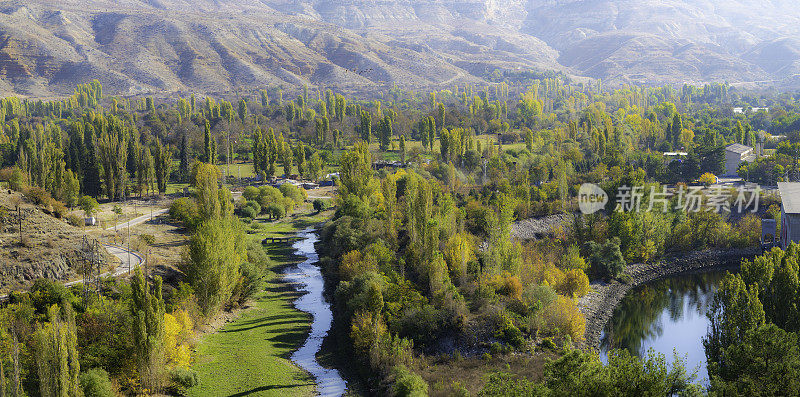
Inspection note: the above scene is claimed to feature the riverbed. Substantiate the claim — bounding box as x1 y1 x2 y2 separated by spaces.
284 229 347 397
599 271 728 383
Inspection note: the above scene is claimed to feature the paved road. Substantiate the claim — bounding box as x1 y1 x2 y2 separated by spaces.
106 208 169 231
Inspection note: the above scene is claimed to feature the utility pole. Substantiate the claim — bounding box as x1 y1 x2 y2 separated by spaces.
16 204 21 244
127 217 131 274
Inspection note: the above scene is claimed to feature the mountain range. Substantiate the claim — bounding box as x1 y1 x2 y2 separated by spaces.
2 0 800 96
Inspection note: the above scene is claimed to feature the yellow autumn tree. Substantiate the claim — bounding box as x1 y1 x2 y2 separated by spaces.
443 232 475 284
164 309 193 368
540 296 586 342
557 269 591 298
339 250 378 281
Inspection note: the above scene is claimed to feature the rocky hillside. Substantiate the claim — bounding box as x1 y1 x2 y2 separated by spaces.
0 189 110 293
1 0 800 96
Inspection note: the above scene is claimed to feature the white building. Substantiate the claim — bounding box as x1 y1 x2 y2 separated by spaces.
724 143 756 176
779 183 800 250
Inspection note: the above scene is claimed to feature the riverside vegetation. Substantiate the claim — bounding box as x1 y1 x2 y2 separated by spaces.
0 79 796 395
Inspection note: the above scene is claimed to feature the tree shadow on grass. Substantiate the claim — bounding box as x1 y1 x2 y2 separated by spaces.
225 383 313 397
221 318 308 334
270 331 311 356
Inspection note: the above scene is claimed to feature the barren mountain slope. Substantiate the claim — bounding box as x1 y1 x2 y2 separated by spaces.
2 0 800 96
0 0 563 96
523 0 800 85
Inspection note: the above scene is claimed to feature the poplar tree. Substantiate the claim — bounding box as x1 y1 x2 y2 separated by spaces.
179 132 189 183
671 113 683 149
153 140 171 194
204 120 214 164
238 99 248 122
266 128 277 177
34 303 80 397
437 102 445 131
378 115 392 151
420 119 429 151
359 111 372 143
130 268 166 392
281 141 293 177
82 124 102 197
252 127 265 177
399 135 406 164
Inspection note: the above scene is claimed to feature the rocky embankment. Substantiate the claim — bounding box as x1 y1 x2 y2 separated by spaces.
512 213 572 240
577 247 761 351
0 190 110 292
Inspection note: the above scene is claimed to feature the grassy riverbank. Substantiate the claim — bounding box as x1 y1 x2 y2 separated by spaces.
188 203 334 396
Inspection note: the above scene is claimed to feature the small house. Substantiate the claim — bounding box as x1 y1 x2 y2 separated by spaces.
779 183 800 250
724 143 756 177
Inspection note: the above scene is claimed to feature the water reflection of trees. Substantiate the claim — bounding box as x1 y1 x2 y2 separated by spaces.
600 272 726 356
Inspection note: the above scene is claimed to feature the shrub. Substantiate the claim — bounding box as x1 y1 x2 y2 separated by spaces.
240 205 257 220
80 368 115 397
242 186 260 201
256 186 282 209
25 186 51 205
490 342 504 356
67 214 83 227
0 166 27 191
139 234 156 246
698 172 717 186
539 296 586 342
541 337 557 350
497 319 525 347
245 200 261 214
170 197 198 226
313 198 327 212
523 284 557 310
265 203 285 219
49 198 68 218
280 183 307 204
557 269 590 298
585 237 626 280
79 195 100 217
392 365 428 397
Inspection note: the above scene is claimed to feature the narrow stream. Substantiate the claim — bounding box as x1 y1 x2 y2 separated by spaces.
283 229 347 397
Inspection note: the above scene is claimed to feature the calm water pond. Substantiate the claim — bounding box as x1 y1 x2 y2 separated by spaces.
284 229 347 397
599 271 729 383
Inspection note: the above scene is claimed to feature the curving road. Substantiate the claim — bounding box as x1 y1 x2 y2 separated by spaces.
2 243 144 299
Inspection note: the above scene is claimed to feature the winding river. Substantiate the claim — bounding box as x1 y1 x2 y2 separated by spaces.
283 229 347 397
599 271 728 384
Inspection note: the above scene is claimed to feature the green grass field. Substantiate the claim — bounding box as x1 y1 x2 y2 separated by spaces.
188 276 316 397
188 204 334 397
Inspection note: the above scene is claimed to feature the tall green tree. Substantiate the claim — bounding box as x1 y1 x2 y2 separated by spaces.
82 124 102 197
34 303 80 397
186 218 246 316
339 142 374 200
203 120 215 164
194 163 222 220
152 140 171 194
130 268 166 392
179 132 190 183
